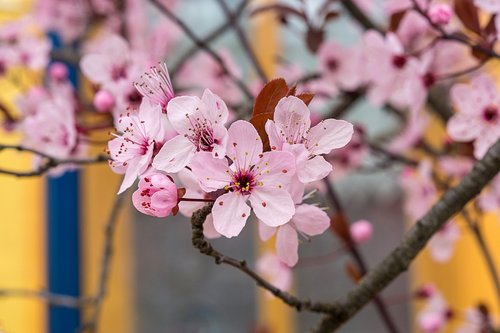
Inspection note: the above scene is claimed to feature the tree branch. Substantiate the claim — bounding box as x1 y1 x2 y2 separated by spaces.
0 289 92 308
312 139 500 332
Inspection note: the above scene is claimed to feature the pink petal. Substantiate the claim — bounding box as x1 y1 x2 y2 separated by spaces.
258 220 277 241
212 192 251 238
226 120 263 170
276 224 299 267
446 113 482 142
255 150 296 187
265 120 284 150
152 135 196 173
203 213 221 239
166 95 203 134
190 152 231 192
297 155 332 183
249 187 295 227
274 96 311 137
80 54 113 84
292 204 330 236
211 123 228 159
201 88 229 125
307 119 354 155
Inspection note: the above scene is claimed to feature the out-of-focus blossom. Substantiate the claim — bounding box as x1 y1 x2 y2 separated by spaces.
447 75 500 159
400 160 437 220
388 115 428 153
266 96 353 184
153 89 228 173
108 100 166 194
132 173 178 218
36 0 90 43
327 125 367 179
257 252 293 294
428 221 461 262
428 3 452 25
317 41 365 91
438 156 474 179
258 204 330 267
416 286 451 333
176 50 243 105
350 220 373 244
478 175 500 214
49 62 69 82
190 120 296 238
93 90 116 113
455 307 492 333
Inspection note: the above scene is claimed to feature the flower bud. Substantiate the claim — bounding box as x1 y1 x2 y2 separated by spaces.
350 219 373 243
132 173 178 218
93 90 115 113
429 4 452 25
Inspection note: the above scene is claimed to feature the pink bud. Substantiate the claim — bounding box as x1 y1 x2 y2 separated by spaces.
132 173 178 218
419 312 445 333
428 4 452 26
350 220 373 243
415 283 436 299
93 90 115 112
49 62 68 81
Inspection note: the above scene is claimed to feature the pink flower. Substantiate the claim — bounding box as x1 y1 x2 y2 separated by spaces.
438 156 473 179
176 50 242 105
362 31 419 109
428 221 460 262
80 34 144 102
153 89 229 173
132 173 178 218
258 204 330 267
400 160 437 220
134 63 175 111
108 100 166 194
256 252 292 294
317 41 365 91
478 175 500 213
388 114 428 153
350 220 373 244
416 288 451 333
190 120 296 238
428 4 452 25
447 75 500 159
455 307 492 333
265 96 353 183
23 96 77 159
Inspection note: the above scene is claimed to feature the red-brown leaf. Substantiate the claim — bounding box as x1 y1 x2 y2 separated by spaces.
296 92 315 106
454 0 481 35
330 213 352 244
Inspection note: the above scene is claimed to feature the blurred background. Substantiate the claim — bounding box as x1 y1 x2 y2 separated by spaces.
0 0 499 333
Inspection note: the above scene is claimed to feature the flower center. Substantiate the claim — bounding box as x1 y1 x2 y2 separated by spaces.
483 105 499 123
326 58 338 71
186 115 218 152
422 72 436 88
392 55 407 69
230 170 256 195
111 65 127 81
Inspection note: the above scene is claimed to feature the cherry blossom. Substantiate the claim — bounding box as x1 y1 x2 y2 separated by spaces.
350 220 373 244
428 222 461 263
258 203 330 267
416 287 451 333
153 89 229 173
190 120 296 238
108 100 166 194
134 63 175 111
447 74 500 159
132 173 178 218
256 252 292 294
400 160 437 220
478 175 500 214
265 96 353 184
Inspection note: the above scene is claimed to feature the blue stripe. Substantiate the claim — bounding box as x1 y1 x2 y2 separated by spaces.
47 32 81 333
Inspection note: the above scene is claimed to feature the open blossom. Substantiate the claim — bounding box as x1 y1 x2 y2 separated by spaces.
153 89 229 173
190 120 296 238
256 252 292 294
478 175 500 214
363 30 419 110
265 96 353 184
388 114 428 153
134 63 175 111
317 41 365 91
447 75 500 159
428 222 460 263
108 100 166 194
36 0 89 43
416 287 451 333
23 96 77 159
132 173 178 218
258 204 330 267
400 160 437 220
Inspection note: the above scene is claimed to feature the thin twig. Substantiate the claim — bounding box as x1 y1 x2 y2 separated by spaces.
0 144 109 177
191 204 336 314
0 289 93 308
312 139 500 332
79 192 127 332
215 0 268 82
340 0 383 32
150 0 254 100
